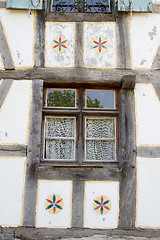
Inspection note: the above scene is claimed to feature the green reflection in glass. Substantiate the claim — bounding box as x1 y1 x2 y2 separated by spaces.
86 90 115 109
47 89 76 107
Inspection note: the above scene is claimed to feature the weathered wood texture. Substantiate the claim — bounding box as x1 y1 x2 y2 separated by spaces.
116 13 131 69
34 11 45 67
46 13 116 22
151 45 160 70
0 79 13 109
0 144 27 157
0 21 14 69
0 1 6 8
23 80 43 227
75 22 83 68
137 146 160 158
3 226 160 240
118 88 136 228
38 167 121 181
116 14 126 69
72 180 84 228
0 68 160 84
153 83 160 102
152 3 160 13
121 75 136 90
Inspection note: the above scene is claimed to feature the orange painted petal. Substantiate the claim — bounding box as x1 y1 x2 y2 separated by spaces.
53 44 59 48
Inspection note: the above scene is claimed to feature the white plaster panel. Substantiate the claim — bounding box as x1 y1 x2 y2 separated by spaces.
45 22 75 67
130 13 160 69
137 158 160 227
0 9 34 68
0 157 25 226
84 181 119 229
0 80 32 144
84 22 117 68
135 84 160 145
36 180 72 228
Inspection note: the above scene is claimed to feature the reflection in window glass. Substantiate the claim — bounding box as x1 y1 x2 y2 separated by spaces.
86 90 115 109
47 89 76 108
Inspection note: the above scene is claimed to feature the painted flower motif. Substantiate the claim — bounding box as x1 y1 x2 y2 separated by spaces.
45 194 63 214
92 37 109 53
93 195 111 215
52 36 68 53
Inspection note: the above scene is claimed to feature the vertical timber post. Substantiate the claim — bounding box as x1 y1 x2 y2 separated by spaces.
118 76 137 228
23 80 43 226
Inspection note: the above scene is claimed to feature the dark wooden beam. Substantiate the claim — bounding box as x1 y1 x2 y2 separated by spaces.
1 68 160 84
118 88 137 228
38 167 121 181
0 79 13 109
0 1 6 8
0 144 27 157
23 80 43 227
0 21 14 70
46 12 116 22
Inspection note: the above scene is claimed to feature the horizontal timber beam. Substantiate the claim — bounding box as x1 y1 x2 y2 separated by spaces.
0 144 27 157
46 13 116 22
1 68 160 84
38 166 121 181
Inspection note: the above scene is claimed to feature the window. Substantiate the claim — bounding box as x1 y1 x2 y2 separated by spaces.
42 86 119 165
50 0 111 13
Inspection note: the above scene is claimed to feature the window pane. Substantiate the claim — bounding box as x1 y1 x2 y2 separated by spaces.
47 89 76 108
51 0 110 12
86 118 115 139
86 0 110 12
46 139 75 160
45 118 75 138
86 140 115 161
86 90 115 109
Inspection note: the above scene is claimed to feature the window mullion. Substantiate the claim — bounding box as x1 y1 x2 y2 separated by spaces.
76 88 84 163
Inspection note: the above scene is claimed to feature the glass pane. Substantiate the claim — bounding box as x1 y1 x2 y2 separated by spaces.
51 0 110 12
51 0 76 12
86 90 114 109
47 89 76 107
86 140 115 161
85 0 110 12
86 118 115 139
45 118 75 138
45 139 75 160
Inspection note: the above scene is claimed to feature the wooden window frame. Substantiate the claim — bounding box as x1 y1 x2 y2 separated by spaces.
41 84 119 167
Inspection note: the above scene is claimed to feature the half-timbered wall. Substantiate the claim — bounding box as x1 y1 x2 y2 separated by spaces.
0 0 160 239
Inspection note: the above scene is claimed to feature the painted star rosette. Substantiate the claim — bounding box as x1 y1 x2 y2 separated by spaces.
45 194 63 214
52 36 68 53
93 195 111 215
92 37 109 53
